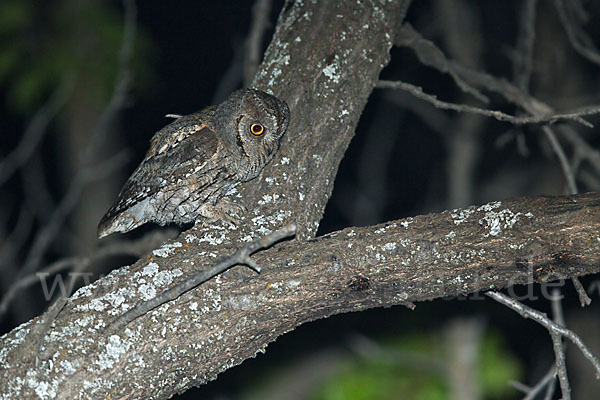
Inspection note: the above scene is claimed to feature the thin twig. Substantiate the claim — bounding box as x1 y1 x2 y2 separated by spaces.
549 289 570 400
543 377 557 400
16 150 130 278
449 62 600 189
549 337 568 398
511 289 566 399
0 78 74 186
541 126 578 194
105 224 297 334
554 0 600 66
560 125 600 177
348 333 445 374
395 23 489 103
486 291 600 379
571 276 592 307
520 366 557 400
20 152 56 225
513 0 537 93
510 380 531 394
0 230 175 320
376 80 600 128
82 0 137 162
21 296 69 366
512 0 576 200
0 208 33 272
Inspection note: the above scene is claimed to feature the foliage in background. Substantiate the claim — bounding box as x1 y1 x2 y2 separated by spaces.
310 332 521 400
0 0 150 114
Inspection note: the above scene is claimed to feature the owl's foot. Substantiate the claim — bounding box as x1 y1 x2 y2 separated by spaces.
199 200 245 226
217 198 246 217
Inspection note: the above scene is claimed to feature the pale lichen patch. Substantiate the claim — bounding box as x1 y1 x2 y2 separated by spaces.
141 263 159 277
478 201 502 212
138 283 156 301
382 242 397 251
152 242 183 258
184 233 197 243
400 219 413 228
479 208 532 237
197 231 228 246
26 372 59 399
153 268 183 287
322 55 341 84
451 207 475 225
258 193 280 205
71 284 93 299
95 335 131 371
286 280 301 289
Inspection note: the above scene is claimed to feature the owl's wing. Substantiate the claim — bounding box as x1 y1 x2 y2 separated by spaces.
97 112 219 237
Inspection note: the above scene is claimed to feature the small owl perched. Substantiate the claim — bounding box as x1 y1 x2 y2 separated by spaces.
98 89 290 238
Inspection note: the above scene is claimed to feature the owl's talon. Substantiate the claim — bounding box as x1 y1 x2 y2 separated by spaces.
217 199 246 217
200 203 240 227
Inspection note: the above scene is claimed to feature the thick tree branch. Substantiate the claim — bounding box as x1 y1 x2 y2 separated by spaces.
2 192 600 398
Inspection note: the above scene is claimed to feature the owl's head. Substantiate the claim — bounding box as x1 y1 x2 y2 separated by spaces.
216 89 290 180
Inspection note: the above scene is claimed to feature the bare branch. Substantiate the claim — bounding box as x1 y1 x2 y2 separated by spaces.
16 150 130 279
0 230 175 320
451 61 600 191
348 334 445 373
18 297 69 367
511 366 557 400
549 289 570 400
0 78 74 186
513 0 538 92
554 0 600 66
571 276 592 306
510 291 566 399
541 126 578 194
486 291 600 379
0 208 33 271
376 80 600 127
395 23 489 103
82 0 137 162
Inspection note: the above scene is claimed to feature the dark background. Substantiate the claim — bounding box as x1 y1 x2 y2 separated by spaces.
1 1 599 398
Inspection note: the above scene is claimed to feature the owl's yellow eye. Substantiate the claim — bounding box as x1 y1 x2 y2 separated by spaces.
250 123 264 136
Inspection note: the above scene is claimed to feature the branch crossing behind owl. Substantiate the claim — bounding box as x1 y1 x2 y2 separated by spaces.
97 89 290 238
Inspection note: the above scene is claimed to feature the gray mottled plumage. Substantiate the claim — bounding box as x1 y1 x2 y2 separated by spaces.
98 89 290 238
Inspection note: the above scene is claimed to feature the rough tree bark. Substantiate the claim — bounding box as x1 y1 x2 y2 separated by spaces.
1 1 599 399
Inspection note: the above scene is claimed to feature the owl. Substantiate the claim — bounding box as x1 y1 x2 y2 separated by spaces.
97 89 290 238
